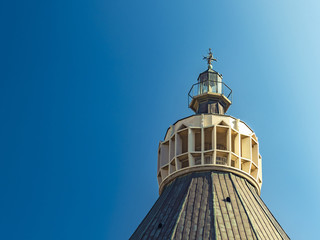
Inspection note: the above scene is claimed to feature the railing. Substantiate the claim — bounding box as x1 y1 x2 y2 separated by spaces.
188 80 232 106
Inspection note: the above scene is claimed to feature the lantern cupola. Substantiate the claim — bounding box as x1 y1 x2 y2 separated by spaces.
188 49 232 114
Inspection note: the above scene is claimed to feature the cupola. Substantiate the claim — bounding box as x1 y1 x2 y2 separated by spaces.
188 49 232 114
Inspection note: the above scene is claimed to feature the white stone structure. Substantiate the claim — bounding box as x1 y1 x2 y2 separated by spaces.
157 114 262 195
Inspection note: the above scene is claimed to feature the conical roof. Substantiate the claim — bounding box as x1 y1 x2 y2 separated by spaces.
130 171 289 240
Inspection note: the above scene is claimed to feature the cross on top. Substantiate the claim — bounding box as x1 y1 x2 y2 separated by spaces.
203 48 217 69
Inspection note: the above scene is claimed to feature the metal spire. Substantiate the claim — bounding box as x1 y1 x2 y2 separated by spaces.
203 48 217 70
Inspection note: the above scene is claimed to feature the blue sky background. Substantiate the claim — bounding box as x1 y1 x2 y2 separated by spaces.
1 0 320 239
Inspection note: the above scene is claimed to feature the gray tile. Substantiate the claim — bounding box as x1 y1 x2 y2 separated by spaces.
130 172 289 240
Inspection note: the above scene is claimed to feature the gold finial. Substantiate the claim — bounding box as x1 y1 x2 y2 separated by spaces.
203 48 217 70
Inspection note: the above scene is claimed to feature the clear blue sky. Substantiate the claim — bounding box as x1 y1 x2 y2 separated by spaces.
1 0 320 239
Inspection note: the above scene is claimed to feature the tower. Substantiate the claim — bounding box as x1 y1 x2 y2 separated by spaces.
130 49 289 240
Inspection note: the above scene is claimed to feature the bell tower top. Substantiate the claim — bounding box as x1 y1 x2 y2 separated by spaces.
188 49 232 115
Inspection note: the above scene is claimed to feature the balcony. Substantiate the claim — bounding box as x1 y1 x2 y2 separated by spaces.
188 80 232 106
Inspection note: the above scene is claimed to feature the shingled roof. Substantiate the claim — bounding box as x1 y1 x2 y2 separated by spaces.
130 171 289 240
